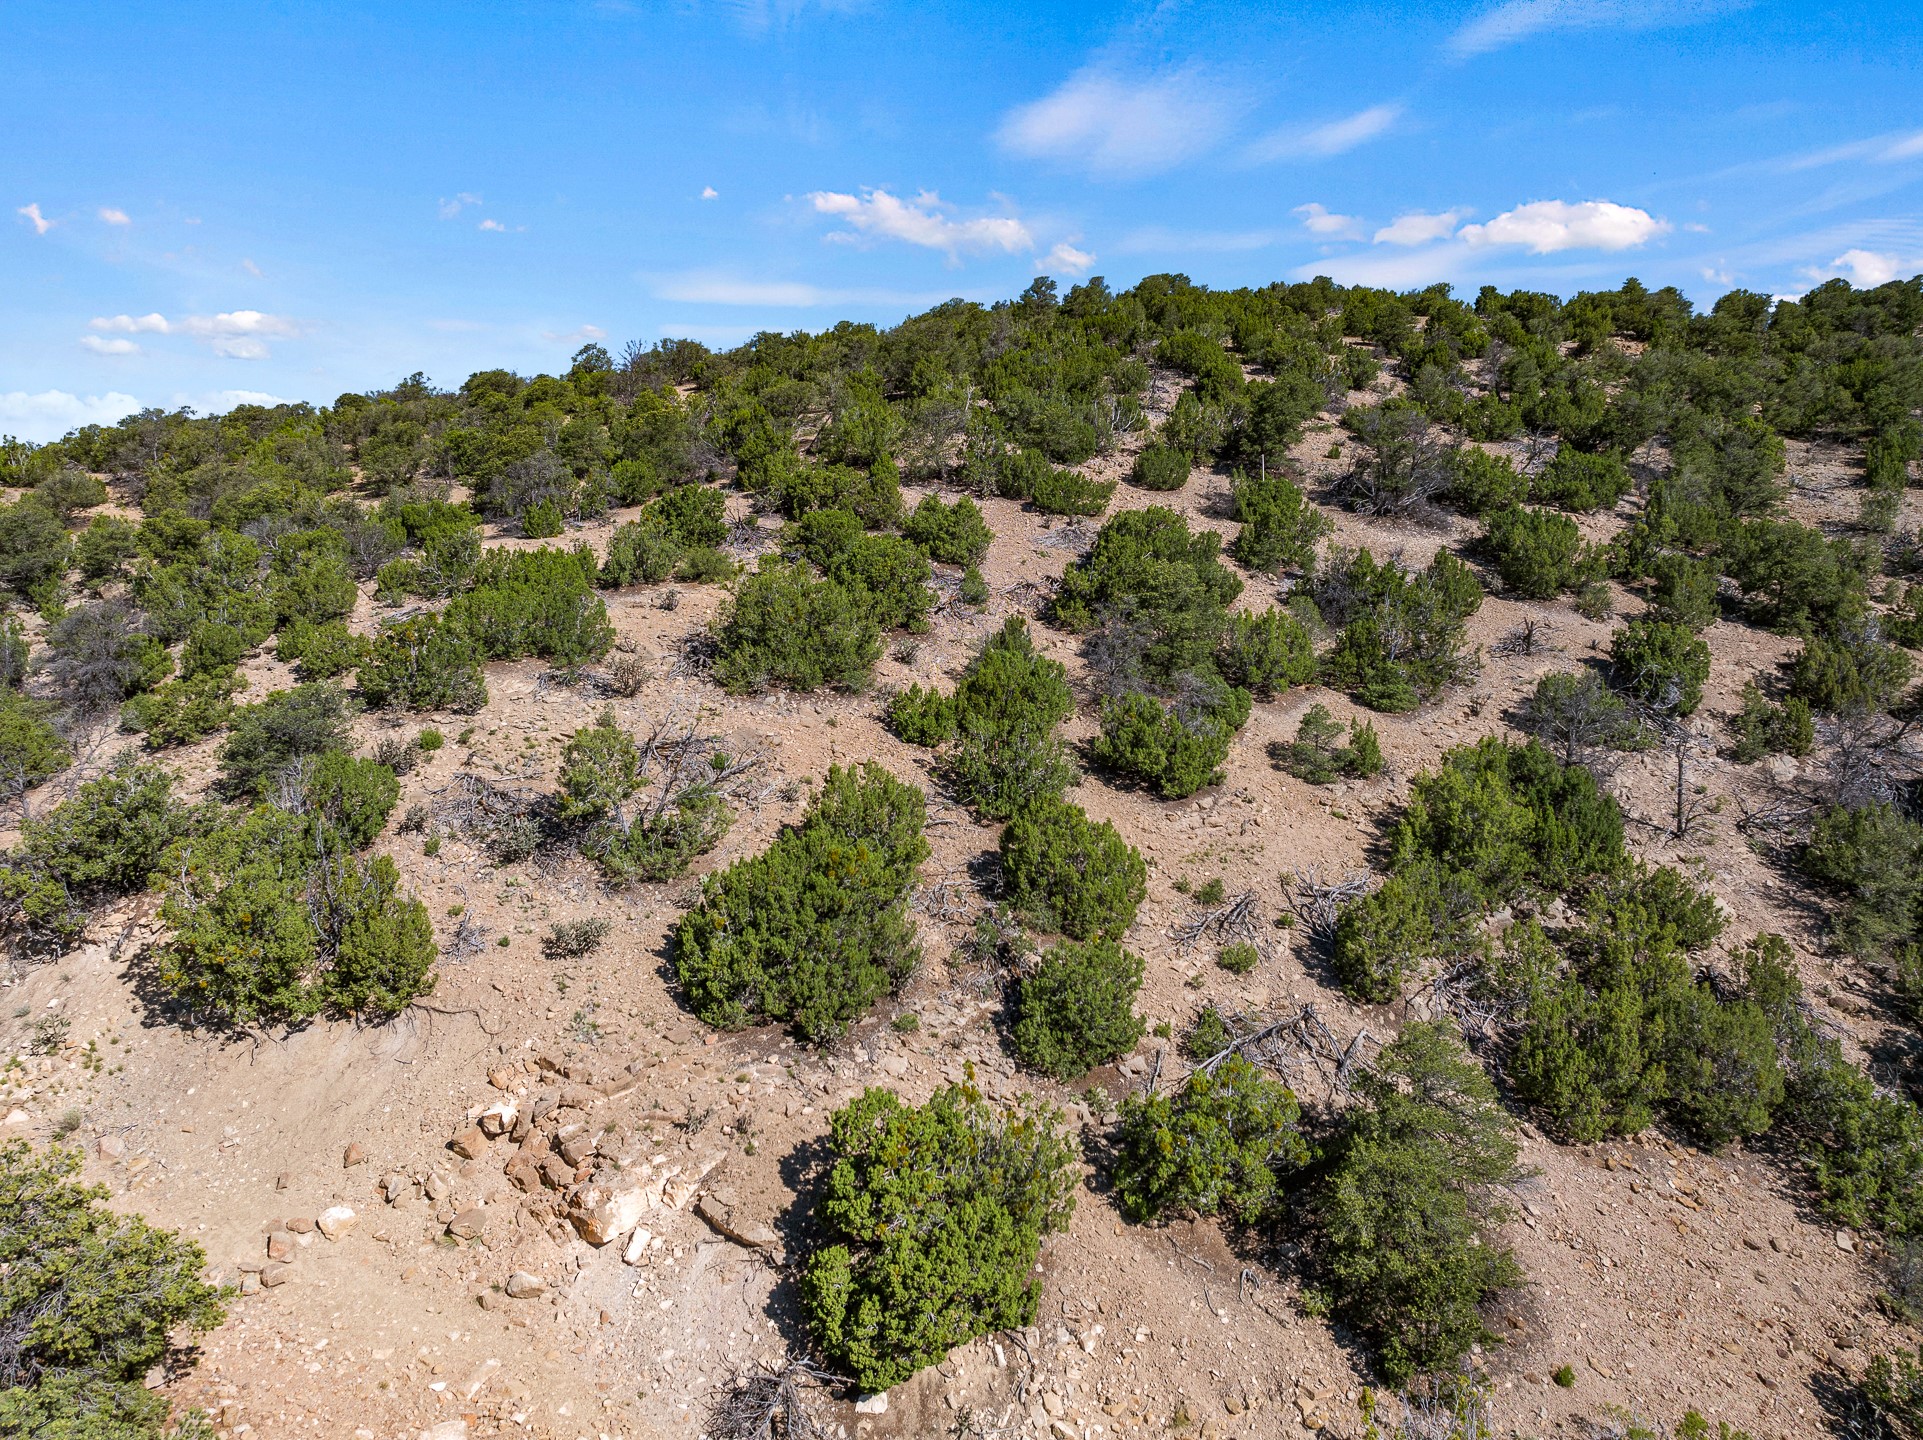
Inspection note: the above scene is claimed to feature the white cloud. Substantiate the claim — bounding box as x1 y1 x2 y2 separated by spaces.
1250 104 1402 163
1448 0 1750 59
1294 203 1362 238
0 389 140 441
807 188 1031 258
98 207 131 226
79 336 139 356
180 310 300 339
241 258 264 277
16 203 53 235
1819 249 1911 287
198 389 292 413
438 192 481 219
542 324 609 346
91 313 172 334
1459 199 1669 252
1041 242 1095 275
1373 209 1471 246
996 67 1235 179
651 272 963 307
478 218 506 232
700 186 719 200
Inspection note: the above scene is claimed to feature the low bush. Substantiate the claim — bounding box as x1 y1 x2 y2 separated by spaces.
674 762 927 1041
1029 467 1116 517
122 669 247 749
1010 937 1146 1079
277 618 371 681
0 1140 226 1438
801 1084 1077 1392
823 533 933 632
1111 1056 1306 1223
1801 802 1923 961
1519 669 1637 764
1218 940 1259 974
1270 702 1382 784
1215 608 1316 698
1647 553 1721 630
1129 445 1190 492
886 684 957 745
999 797 1147 941
712 560 880 694
1316 548 1481 712
1445 447 1529 516
558 708 732 882
762 461 901 528
181 621 249 679
1483 507 1587 599
41 600 172 714
1531 448 1631 512
357 615 489 713
902 493 993 566
0 692 69 803
1331 859 1483 1003
1728 682 1813 762
299 751 400 849
218 682 357 797
1092 685 1249 799
1611 618 1712 715
1229 473 1331 574
600 485 731 586
447 545 613 669
1788 630 1914 714
1310 1022 1521 1383
544 917 612 959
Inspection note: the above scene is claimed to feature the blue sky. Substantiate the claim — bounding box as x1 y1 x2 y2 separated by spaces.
4 0 1921 440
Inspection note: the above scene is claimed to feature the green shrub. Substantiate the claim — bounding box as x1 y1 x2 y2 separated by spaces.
1610 618 1711 715
357 615 488 713
1229 473 1331 574
0 1140 225 1438
1862 1348 1923 1440
520 498 565 538
1217 940 1259 974
1000 797 1146 941
824 533 933 632
0 497 72 600
1647 553 1721 630
181 620 249 679
446 545 613 669
269 545 358 627
1112 1056 1305 1223
1216 608 1315 697
1271 702 1382 784
674 762 927 1041
1532 448 1631 512
1389 737 1624 903
1445 448 1528 516
801 1084 1077 1392
1010 938 1145 1079
1311 1022 1521 1383
73 513 140 583
156 805 435 1024
41 601 173 713
762 461 901 528
1728 682 1812 762
959 565 989 605
299 751 400 848
1519 669 1636 763
600 485 730 586
1317 548 1481 711
218 682 356 797
1331 860 1483 1003
1483 506 1586 599
902 493 993 566
558 708 733 881
1093 685 1248 799
599 520 681 587
886 684 958 745
544 917 612 959
0 691 70 802
674 545 735 583
122 669 246 749
277 618 371 681
1802 802 1923 960
712 560 880 693
1029 467 1116 517
1129 445 1190 492
1788 630 1914 714
0 760 206 946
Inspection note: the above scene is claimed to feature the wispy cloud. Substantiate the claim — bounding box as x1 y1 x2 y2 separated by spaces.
90 310 299 360
90 313 173 334
1778 129 1923 173
997 67 1237 180
241 258 264 277
700 186 719 200
1249 104 1402 163
1374 209 1472 246
438 192 481 219
651 272 965 308
16 203 53 235
0 389 141 442
1447 0 1751 59
97 207 131 226
1460 199 1669 252
478 218 507 232
1812 248 1918 287
1294 203 1362 238
79 336 140 356
807 188 1031 258
541 323 608 346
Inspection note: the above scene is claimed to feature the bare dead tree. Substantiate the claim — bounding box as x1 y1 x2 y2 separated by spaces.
704 1358 840 1440
1287 865 1372 946
1170 889 1264 955
1188 1001 1376 1102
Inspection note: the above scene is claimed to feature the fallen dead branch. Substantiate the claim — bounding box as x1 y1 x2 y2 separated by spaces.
703 1357 840 1440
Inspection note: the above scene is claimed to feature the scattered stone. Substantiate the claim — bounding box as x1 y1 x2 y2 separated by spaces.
97 1135 126 1161
267 1232 295 1262
239 1272 261 1296
418 1422 468 1440
1837 1230 1858 1253
478 1100 518 1138
571 1184 653 1246
695 1196 779 1250
343 1143 366 1168
274 1171 290 1191
423 1171 452 1202
286 1216 316 1235
505 1271 547 1299
853 1393 888 1415
381 1172 412 1203
488 1068 514 1090
623 1228 654 1265
447 1206 488 1240
260 1262 292 1287
317 1206 358 1239
448 1126 489 1160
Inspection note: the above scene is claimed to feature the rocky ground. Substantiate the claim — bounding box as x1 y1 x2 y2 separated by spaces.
3 398 1919 1440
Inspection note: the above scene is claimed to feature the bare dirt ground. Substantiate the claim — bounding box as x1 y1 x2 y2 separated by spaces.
3 396 1920 1440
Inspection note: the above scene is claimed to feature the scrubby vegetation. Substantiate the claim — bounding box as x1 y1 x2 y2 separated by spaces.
1111 1056 1305 1223
674 762 927 1041
1009 937 1146 1079
999 797 1147 941
801 1083 1077 1392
